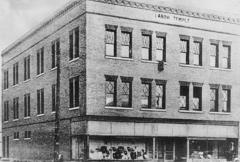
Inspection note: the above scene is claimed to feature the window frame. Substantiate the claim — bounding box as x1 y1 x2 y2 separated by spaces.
13 132 19 140
192 85 202 111
210 86 219 112
13 97 19 119
179 82 190 110
156 33 166 62
105 75 118 107
24 93 31 117
222 45 231 69
24 55 30 80
222 88 231 113
37 88 44 115
141 34 152 60
69 27 80 60
3 101 9 122
105 25 117 57
179 39 190 64
210 43 219 68
3 70 9 90
69 76 80 108
120 76 133 108
120 30 132 58
141 78 152 108
51 39 60 68
193 41 202 66
13 62 19 85
37 47 44 75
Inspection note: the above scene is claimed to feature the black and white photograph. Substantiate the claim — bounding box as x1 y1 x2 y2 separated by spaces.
1 0 240 161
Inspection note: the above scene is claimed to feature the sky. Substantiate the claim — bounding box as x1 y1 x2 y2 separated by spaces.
0 0 240 53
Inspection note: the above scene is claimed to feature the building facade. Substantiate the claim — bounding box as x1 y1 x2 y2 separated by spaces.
2 0 240 161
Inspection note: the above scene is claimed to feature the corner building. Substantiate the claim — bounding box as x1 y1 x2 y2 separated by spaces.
2 0 240 161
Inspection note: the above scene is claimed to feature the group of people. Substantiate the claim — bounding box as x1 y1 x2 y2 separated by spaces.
89 145 149 160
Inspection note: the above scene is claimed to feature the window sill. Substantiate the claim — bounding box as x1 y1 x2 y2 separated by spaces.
24 138 31 140
69 107 79 110
209 112 231 115
23 79 31 83
51 111 56 114
37 114 44 117
179 110 204 114
13 119 19 121
141 60 167 65
105 56 134 61
3 88 9 92
179 64 203 69
210 67 232 71
141 108 166 112
13 139 20 141
12 84 19 88
24 117 31 120
50 67 57 71
3 121 9 123
36 73 44 78
69 57 80 63
105 106 133 110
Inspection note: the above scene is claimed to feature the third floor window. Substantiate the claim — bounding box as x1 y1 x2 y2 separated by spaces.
121 31 132 58
210 43 219 68
180 39 189 64
222 45 231 69
51 39 60 68
69 27 79 60
13 62 19 85
24 55 30 80
3 70 9 89
37 47 44 75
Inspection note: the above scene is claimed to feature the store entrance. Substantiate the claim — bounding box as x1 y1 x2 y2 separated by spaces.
164 139 175 162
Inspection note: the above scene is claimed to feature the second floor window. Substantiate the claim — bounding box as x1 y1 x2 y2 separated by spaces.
52 84 56 112
156 36 166 62
141 81 151 108
193 41 202 66
155 83 166 109
13 97 19 119
222 45 231 69
105 76 117 106
69 76 79 108
69 27 79 60
24 131 31 139
120 77 132 107
121 31 132 58
37 47 44 75
180 39 189 64
3 101 9 122
222 89 231 112
141 35 152 60
24 55 30 80
37 88 44 115
13 62 19 85
3 70 9 89
179 84 189 110
210 88 218 112
193 86 202 111
210 44 219 67
13 132 19 140
52 39 60 68
24 93 31 117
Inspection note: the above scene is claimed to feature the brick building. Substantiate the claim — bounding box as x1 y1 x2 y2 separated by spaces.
2 0 240 161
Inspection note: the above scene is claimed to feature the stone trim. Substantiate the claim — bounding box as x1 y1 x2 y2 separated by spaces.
155 79 167 85
209 83 220 89
179 35 190 40
141 29 153 35
120 76 133 82
193 36 203 42
120 26 133 32
155 31 167 37
90 0 240 25
105 24 118 30
222 41 232 46
179 81 190 86
141 78 153 83
222 84 232 89
105 75 118 81
192 82 203 87
209 39 220 44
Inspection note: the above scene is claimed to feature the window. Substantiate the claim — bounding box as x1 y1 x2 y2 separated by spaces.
180 39 189 64
3 101 9 122
155 81 166 109
3 70 9 89
121 31 132 58
37 88 44 115
24 131 31 139
13 62 19 85
51 39 60 68
37 47 44 75
52 84 56 112
13 97 19 119
24 55 30 80
13 132 19 140
24 93 31 117
222 89 231 112
3 136 9 158
69 27 79 60
210 88 218 112
210 43 219 67
193 41 202 66
142 34 152 60
141 79 152 108
69 76 79 108
156 36 166 62
105 75 117 106
193 86 202 111
105 25 117 57
120 77 133 107
179 83 189 110
222 45 231 69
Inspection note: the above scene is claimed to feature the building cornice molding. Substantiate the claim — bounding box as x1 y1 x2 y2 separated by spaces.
89 0 240 25
1 0 82 56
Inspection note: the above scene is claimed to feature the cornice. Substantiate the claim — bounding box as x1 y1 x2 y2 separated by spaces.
1 0 82 56
89 0 240 25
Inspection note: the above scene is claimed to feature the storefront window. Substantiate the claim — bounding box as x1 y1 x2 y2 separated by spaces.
72 136 84 160
189 139 237 161
89 137 153 160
